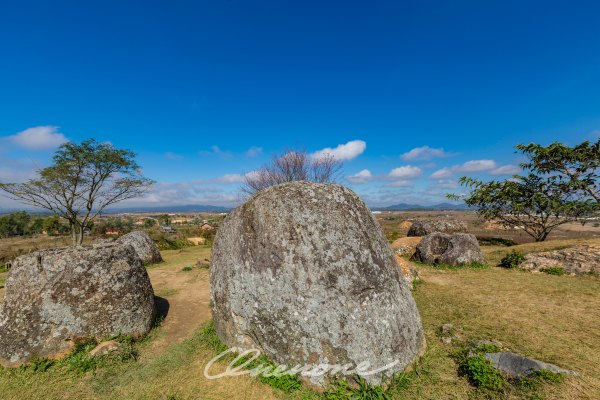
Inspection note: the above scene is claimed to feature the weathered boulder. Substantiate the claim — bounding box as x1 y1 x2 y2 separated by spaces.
407 219 467 237
116 231 163 264
211 181 425 385
520 244 600 275
412 232 485 265
0 243 155 366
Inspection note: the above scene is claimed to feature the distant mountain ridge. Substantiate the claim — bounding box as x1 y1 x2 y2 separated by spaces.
1 202 468 215
105 204 232 213
373 202 469 211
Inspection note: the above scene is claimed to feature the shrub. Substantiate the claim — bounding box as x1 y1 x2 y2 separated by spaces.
464 355 506 391
540 267 566 276
181 266 193 272
478 237 517 247
455 343 506 393
387 231 401 244
499 250 525 268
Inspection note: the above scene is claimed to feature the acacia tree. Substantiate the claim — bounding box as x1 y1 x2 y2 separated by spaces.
242 149 342 195
451 174 594 242
0 139 153 245
516 139 599 203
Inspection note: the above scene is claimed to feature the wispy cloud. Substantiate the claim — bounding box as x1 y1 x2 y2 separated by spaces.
489 164 521 175
454 159 497 173
164 152 183 161
198 145 232 158
430 159 498 178
7 126 68 150
401 146 452 161
430 167 453 179
312 140 366 161
245 146 263 157
215 173 246 183
346 169 373 184
387 179 414 187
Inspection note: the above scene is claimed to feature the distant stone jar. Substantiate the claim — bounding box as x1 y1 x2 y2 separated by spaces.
210 181 425 386
0 243 155 366
407 220 467 237
412 232 485 266
116 230 163 264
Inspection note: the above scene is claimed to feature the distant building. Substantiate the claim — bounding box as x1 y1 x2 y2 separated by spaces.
200 222 214 230
161 225 176 233
105 227 122 236
171 217 194 224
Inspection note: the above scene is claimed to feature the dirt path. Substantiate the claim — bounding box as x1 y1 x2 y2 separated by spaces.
145 248 213 354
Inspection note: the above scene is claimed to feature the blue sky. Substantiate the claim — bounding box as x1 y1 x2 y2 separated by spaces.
1 0 600 208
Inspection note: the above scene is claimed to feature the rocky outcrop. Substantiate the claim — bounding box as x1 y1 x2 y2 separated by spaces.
392 236 422 257
116 231 163 264
0 243 155 366
395 255 420 288
484 352 576 378
211 181 425 386
520 244 600 275
407 220 467 237
412 232 485 265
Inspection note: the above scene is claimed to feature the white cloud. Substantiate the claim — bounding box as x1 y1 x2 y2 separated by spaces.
312 140 366 161
164 152 183 161
245 146 263 157
387 180 414 187
430 167 453 179
430 159 498 178
8 126 68 150
346 169 373 184
388 165 422 179
454 159 497 173
401 146 451 161
490 164 521 176
434 179 459 189
215 173 245 183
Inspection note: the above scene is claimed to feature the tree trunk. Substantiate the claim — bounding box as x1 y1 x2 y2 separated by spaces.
78 225 84 245
70 223 84 246
70 224 78 246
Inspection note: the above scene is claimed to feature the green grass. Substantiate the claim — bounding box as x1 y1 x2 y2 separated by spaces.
540 267 566 276
415 260 489 270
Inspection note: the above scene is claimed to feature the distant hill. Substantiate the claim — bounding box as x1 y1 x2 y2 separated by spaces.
374 202 469 211
106 204 232 213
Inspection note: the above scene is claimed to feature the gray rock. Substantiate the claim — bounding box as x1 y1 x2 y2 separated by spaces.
116 231 163 264
441 323 454 335
520 244 600 275
484 352 576 377
441 337 452 345
412 232 485 266
211 181 425 386
407 220 467 237
0 243 155 366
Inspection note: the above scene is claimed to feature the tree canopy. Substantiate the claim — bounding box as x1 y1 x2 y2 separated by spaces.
517 140 599 203
450 139 599 242
0 139 153 245
242 149 342 195
453 174 594 241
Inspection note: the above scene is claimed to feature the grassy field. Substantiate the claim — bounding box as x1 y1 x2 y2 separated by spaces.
0 233 599 399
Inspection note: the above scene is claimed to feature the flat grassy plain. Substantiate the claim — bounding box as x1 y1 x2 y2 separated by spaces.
0 222 599 399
